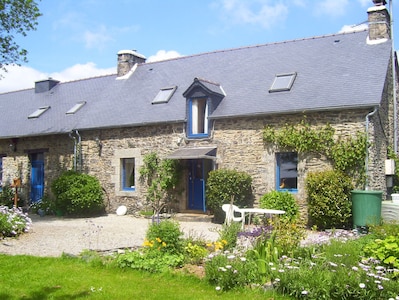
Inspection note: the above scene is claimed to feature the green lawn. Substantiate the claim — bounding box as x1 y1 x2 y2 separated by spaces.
0 254 291 300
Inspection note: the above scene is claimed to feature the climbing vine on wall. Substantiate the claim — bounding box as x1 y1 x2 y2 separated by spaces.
263 120 367 186
139 153 182 215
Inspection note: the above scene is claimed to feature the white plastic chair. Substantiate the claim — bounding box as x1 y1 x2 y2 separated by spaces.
222 204 244 227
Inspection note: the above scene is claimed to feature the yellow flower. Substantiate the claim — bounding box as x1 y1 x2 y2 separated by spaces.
156 237 162 243
162 242 167 247
143 239 153 247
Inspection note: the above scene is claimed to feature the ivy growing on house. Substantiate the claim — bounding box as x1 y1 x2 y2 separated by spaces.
263 120 367 186
139 153 182 215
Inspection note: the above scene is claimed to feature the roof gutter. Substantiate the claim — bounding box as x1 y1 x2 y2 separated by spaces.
389 0 397 154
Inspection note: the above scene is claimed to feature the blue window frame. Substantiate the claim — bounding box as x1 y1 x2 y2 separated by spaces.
188 98 209 138
276 152 298 192
122 158 135 191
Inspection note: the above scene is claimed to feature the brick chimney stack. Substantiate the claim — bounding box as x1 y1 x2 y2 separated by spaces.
368 0 391 42
117 50 146 77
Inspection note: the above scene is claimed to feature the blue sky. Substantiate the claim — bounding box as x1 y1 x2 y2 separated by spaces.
0 0 396 93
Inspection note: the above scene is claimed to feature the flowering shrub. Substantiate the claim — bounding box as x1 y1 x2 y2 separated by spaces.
145 220 183 254
117 219 186 273
205 250 258 291
270 239 399 299
184 242 209 264
0 206 32 239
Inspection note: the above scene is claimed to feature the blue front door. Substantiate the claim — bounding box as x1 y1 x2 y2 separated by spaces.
30 153 44 203
188 159 205 211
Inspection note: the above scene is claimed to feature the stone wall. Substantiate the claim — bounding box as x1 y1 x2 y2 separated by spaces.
0 106 392 221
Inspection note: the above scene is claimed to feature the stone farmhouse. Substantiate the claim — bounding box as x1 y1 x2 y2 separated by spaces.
0 3 397 217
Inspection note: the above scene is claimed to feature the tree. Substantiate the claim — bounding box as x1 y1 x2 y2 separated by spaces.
0 0 41 72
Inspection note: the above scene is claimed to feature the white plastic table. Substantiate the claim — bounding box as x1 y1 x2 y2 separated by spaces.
238 208 285 229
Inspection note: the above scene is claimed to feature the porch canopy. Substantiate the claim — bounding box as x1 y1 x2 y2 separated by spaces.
167 147 216 160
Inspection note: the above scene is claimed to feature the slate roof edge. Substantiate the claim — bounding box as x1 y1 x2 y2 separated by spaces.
209 104 379 120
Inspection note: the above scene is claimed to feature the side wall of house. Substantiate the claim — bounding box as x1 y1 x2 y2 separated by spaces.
0 135 75 206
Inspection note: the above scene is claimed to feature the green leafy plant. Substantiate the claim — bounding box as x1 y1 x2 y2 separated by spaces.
145 219 184 255
263 120 367 187
247 230 279 282
215 222 242 250
306 170 353 229
51 170 105 216
184 242 209 264
363 234 399 269
273 219 306 256
206 169 253 223
139 153 182 216
259 191 299 222
0 185 15 208
117 219 185 273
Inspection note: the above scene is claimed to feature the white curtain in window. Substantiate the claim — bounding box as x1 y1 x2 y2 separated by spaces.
192 100 199 134
204 102 208 134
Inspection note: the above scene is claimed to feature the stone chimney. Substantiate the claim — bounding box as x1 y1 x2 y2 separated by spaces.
117 50 146 77
35 78 60 93
368 0 391 42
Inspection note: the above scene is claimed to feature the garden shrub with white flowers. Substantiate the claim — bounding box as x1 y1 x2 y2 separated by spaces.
113 214 399 298
0 205 32 239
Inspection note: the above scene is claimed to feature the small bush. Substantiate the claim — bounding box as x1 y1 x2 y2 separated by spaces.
206 169 253 223
51 171 105 216
117 219 185 273
216 222 242 250
259 191 299 222
145 219 184 254
306 170 353 229
0 206 32 238
0 185 16 208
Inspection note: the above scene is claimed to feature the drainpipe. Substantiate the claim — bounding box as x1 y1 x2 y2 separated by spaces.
75 130 82 172
69 131 77 171
389 0 398 154
365 107 378 190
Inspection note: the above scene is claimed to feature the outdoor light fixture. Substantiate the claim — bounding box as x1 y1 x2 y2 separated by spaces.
9 138 18 152
95 137 102 156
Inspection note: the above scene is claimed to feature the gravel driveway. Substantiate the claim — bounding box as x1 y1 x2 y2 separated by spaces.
0 214 222 257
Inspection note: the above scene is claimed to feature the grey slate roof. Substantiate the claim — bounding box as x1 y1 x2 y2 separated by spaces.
0 30 392 139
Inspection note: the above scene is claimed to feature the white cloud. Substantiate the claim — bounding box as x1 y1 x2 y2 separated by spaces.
0 63 115 94
314 0 349 17
49 63 115 82
147 50 182 63
218 0 289 29
339 23 368 33
83 25 114 50
0 65 45 93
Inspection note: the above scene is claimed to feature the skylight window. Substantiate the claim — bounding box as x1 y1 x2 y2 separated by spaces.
269 72 297 93
152 86 177 104
66 101 86 114
28 106 50 119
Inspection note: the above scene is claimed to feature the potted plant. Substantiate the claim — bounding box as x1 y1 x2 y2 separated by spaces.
391 186 399 204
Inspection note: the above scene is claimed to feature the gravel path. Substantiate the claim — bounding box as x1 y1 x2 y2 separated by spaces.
0 214 222 257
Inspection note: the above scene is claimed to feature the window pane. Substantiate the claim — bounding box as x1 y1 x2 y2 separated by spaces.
191 98 208 135
122 158 135 190
277 152 298 190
